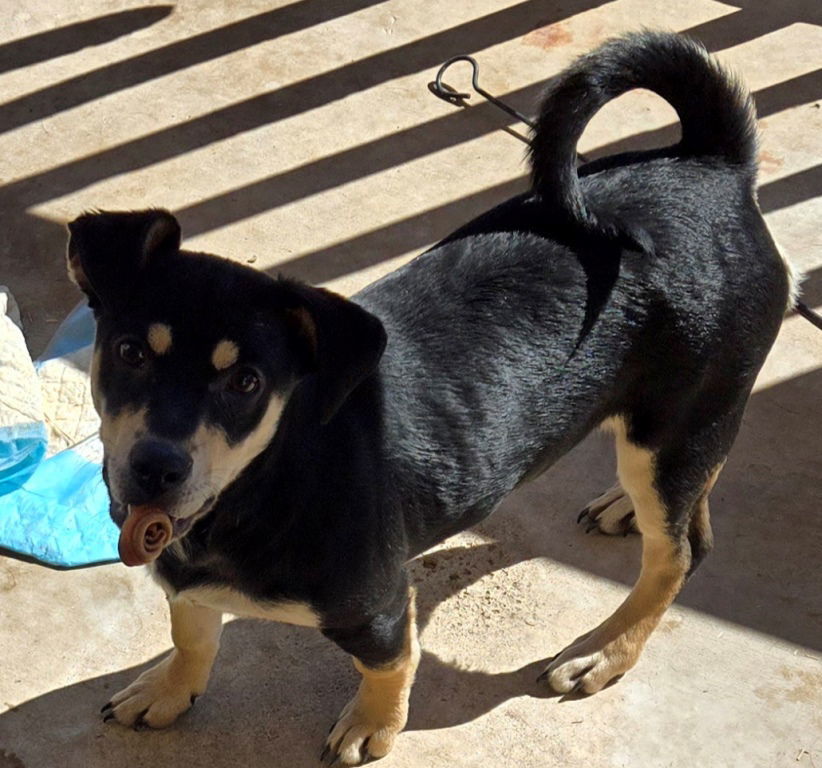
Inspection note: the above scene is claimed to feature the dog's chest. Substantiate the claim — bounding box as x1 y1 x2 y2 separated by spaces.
177 584 320 627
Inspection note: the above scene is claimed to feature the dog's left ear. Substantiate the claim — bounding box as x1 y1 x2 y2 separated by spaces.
281 282 387 425
67 209 181 310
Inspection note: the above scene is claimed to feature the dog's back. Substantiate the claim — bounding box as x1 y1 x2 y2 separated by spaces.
357 31 792 554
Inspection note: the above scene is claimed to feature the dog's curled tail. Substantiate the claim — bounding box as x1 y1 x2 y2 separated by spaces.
529 30 757 239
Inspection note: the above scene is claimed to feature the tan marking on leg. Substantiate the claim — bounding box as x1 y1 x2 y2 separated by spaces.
544 418 689 694
326 590 420 765
147 322 173 355
211 339 239 370
687 462 724 568
689 496 713 551
107 598 223 728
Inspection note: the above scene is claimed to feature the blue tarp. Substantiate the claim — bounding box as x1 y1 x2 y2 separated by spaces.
0 303 119 567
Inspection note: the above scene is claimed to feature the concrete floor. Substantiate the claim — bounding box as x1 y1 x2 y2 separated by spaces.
1 0 820 766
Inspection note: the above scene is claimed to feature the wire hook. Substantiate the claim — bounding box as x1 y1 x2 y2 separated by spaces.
428 55 536 140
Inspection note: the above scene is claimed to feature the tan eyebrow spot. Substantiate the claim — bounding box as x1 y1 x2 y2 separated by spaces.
147 323 172 355
211 339 239 370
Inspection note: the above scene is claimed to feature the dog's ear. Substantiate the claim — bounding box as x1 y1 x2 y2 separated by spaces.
281 282 387 425
66 209 181 310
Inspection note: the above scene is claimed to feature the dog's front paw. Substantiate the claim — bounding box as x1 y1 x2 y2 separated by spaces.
577 483 638 535
102 651 205 729
538 629 641 695
321 690 406 766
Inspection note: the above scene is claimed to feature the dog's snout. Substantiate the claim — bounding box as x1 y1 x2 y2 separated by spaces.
128 439 192 500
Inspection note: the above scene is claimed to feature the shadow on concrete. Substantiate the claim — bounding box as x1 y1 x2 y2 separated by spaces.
680 0 821 53
270 177 529 284
180 67 820 248
758 164 822 213
0 366 819 765
0 0 607 353
265 159 817 288
795 265 821 311
0 6 173 75
0 0 389 135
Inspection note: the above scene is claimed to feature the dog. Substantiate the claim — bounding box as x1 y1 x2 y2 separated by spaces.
66 31 794 765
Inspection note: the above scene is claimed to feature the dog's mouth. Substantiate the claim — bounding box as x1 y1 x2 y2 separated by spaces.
117 498 215 567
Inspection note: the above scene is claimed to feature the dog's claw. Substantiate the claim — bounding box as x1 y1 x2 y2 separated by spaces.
576 507 590 524
132 709 150 731
100 701 113 714
584 519 599 534
102 712 115 724
190 694 198 706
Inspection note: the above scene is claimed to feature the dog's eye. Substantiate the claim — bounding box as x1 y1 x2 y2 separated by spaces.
118 339 146 368
228 367 261 395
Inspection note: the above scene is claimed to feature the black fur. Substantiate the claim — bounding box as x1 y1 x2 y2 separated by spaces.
73 33 788 675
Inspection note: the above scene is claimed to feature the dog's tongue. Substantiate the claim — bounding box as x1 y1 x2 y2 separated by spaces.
118 505 174 567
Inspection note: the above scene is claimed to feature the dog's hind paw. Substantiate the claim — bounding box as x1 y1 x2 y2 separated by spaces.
577 483 638 536
102 651 205 729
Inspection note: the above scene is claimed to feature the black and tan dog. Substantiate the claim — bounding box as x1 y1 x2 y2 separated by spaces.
67 31 795 765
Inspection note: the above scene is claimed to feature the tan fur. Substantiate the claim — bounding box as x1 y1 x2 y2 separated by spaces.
98 407 148 502
181 393 286 518
90 346 103 413
211 339 239 370
147 323 173 355
543 418 689 694
66 237 91 295
767 232 804 311
180 585 319 627
689 463 723 552
94 357 286 523
326 589 420 765
106 598 223 728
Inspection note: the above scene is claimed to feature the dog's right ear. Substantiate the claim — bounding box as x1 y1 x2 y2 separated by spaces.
278 281 387 425
67 209 181 311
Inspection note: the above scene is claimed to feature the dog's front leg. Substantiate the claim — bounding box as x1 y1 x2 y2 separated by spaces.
321 587 420 766
103 597 223 729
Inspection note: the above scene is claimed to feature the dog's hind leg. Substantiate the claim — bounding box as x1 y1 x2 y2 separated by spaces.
102 598 223 728
322 585 420 766
541 417 724 694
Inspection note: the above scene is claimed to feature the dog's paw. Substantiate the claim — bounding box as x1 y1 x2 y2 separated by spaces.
577 483 638 536
538 630 640 695
101 652 203 729
321 692 405 766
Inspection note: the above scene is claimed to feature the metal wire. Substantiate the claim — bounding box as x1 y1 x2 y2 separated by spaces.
428 55 536 148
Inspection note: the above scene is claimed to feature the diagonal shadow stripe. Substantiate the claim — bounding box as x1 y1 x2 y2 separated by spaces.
0 6 173 75
176 69 821 239
269 160 819 287
679 0 821 53
0 0 610 203
0 0 389 134
758 164 822 214
269 177 529 284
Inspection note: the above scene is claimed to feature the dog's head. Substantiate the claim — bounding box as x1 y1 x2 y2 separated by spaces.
67 209 385 540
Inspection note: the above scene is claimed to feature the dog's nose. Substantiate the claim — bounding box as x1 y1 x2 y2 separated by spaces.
128 439 192 500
